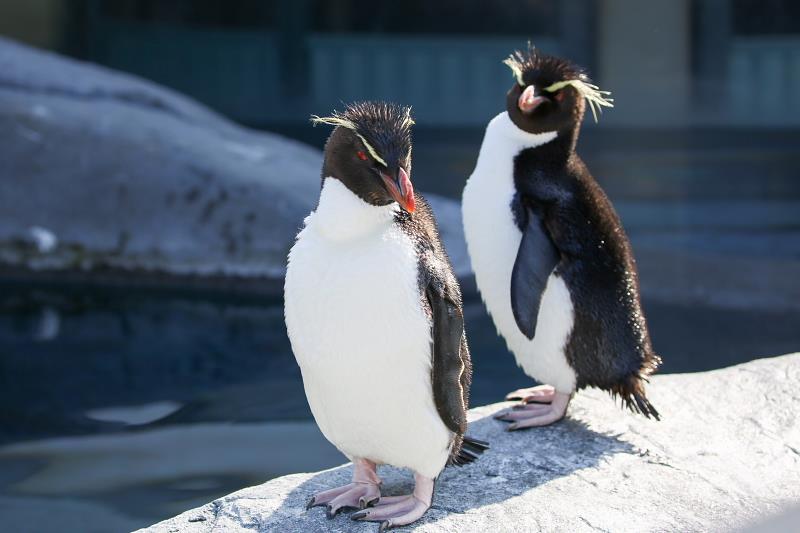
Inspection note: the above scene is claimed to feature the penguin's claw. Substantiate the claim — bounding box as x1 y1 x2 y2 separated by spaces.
497 391 571 429
360 496 380 509
308 482 380 518
495 402 551 420
351 495 429 530
351 473 434 530
505 384 556 403
306 458 382 518
305 484 349 510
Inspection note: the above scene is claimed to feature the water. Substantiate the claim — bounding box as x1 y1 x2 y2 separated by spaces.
1 281 798 531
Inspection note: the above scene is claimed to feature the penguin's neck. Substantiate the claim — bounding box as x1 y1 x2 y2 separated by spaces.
489 111 558 149
481 112 578 171
314 177 398 241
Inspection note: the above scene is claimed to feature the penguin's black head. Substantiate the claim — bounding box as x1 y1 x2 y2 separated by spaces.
503 46 613 135
312 101 416 213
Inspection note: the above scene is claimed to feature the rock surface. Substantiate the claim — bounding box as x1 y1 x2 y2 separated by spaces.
142 353 800 532
0 38 469 288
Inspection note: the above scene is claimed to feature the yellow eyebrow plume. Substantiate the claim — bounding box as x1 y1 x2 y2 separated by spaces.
355 133 388 167
310 114 357 130
502 55 525 87
543 79 614 123
310 113 388 167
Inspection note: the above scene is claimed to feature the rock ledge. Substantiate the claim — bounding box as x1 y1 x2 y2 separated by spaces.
142 353 800 532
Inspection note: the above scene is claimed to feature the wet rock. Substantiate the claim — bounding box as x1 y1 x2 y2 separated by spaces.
140 353 800 532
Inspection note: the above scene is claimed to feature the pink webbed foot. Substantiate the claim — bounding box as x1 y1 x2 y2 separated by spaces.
495 387 572 429
351 472 434 531
306 459 381 519
504 384 556 403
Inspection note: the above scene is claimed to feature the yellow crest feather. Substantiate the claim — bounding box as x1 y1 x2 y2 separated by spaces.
310 113 388 167
309 115 357 130
503 55 525 86
542 79 614 123
355 133 388 167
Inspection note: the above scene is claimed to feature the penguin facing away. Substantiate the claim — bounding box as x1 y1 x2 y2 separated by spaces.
462 47 660 430
285 102 487 530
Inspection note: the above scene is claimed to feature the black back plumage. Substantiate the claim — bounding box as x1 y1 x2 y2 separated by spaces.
503 47 660 418
394 196 488 464
512 134 661 419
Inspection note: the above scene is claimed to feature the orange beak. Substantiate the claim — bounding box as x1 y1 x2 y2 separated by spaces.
381 167 415 213
518 85 546 114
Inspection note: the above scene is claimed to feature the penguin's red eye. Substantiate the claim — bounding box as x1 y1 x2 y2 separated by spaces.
554 91 565 103
356 151 368 161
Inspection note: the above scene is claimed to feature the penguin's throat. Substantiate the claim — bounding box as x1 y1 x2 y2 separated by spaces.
314 177 398 241
491 112 558 149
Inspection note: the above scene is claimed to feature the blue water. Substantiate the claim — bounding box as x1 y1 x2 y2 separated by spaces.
1 281 798 531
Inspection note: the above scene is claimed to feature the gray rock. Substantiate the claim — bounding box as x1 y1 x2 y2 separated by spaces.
0 37 321 285
0 37 235 135
0 37 470 288
140 353 800 532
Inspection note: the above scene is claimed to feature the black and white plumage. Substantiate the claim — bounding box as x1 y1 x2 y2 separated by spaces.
285 102 486 529
462 47 660 429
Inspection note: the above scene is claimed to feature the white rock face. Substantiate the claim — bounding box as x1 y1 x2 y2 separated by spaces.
141 353 800 533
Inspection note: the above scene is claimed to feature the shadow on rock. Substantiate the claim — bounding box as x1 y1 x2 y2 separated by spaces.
254 408 635 532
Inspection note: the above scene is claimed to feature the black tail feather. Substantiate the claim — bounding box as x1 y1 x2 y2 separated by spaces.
462 437 489 451
611 372 661 421
631 391 660 420
450 435 489 467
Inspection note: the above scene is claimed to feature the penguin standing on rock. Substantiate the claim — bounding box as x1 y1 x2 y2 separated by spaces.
462 47 661 430
285 101 487 530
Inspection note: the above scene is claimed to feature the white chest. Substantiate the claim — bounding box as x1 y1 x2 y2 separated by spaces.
462 113 577 392
284 179 452 478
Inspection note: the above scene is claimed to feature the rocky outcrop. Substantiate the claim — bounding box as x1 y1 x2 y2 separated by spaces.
142 353 800 532
0 38 469 289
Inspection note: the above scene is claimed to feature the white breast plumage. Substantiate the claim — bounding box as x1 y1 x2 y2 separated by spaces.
284 178 452 479
462 112 577 393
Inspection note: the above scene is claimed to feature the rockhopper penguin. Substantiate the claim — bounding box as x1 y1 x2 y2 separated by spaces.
285 102 487 530
462 47 660 429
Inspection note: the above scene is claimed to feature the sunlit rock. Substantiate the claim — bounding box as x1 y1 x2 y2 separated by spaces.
142 353 800 532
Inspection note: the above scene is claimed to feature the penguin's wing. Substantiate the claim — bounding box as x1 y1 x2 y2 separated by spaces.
511 205 560 339
426 283 468 435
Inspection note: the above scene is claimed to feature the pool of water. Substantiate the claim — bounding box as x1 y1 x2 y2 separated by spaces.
1 282 798 531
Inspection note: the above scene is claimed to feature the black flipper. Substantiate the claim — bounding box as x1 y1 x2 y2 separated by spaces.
427 284 469 436
511 206 560 339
